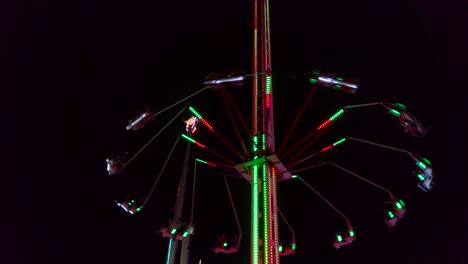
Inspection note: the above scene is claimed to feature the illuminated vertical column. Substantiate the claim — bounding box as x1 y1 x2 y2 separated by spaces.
262 163 269 264
264 0 275 152
252 0 259 135
253 0 276 262
267 166 274 264
271 167 280 262
251 136 260 264
251 164 259 264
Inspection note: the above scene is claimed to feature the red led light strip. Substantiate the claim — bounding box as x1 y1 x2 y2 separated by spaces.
199 118 215 132
194 142 206 148
280 111 342 159
320 145 333 153
317 119 331 130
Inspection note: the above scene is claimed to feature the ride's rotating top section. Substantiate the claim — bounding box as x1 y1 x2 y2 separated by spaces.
107 0 434 261
107 74 435 263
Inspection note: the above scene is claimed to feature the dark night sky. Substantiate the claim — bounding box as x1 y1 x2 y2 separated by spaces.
4 0 467 263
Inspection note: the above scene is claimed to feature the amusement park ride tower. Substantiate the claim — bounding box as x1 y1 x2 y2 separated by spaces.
109 0 435 263
109 0 434 262
241 0 285 263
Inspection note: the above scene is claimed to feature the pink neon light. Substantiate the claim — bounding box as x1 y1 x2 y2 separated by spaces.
266 94 271 108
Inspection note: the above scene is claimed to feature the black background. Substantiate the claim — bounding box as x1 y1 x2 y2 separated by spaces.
4 0 466 263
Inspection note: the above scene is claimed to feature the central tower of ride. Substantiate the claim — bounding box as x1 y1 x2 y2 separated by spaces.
250 0 280 263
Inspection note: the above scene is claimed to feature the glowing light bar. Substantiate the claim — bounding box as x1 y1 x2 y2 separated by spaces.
181 134 206 148
266 76 272 94
349 230 355 237
417 173 425 181
395 103 407 110
199 118 214 132
317 120 331 130
204 76 244 85
171 228 177 235
266 76 272 108
388 211 395 218
166 239 173 264
318 76 358 89
291 243 296 250
188 107 202 119
416 161 427 170
336 234 343 242
262 134 266 151
253 136 258 152
223 242 228 247
182 231 189 237
292 175 298 178
318 77 332 83
330 109 344 121
333 138 347 146
398 199 406 207
252 164 259 264
195 158 217 167
126 113 148 130
395 202 402 210
189 106 215 132
317 109 344 131
309 78 318 84
389 109 401 117
422 158 432 165
320 145 333 153
262 163 269 264
320 138 346 153
278 245 283 252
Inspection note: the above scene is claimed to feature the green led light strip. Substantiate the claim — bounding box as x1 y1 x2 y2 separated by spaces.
262 134 266 151
333 138 347 146
395 103 406 110
188 106 202 119
266 76 272 94
262 163 269 264
422 157 432 165
389 109 401 117
417 173 425 181
195 158 208 164
330 109 344 121
252 165 259 264
399 199 406 207
181 134 196 143
417 161 427 170
253 136 258 152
